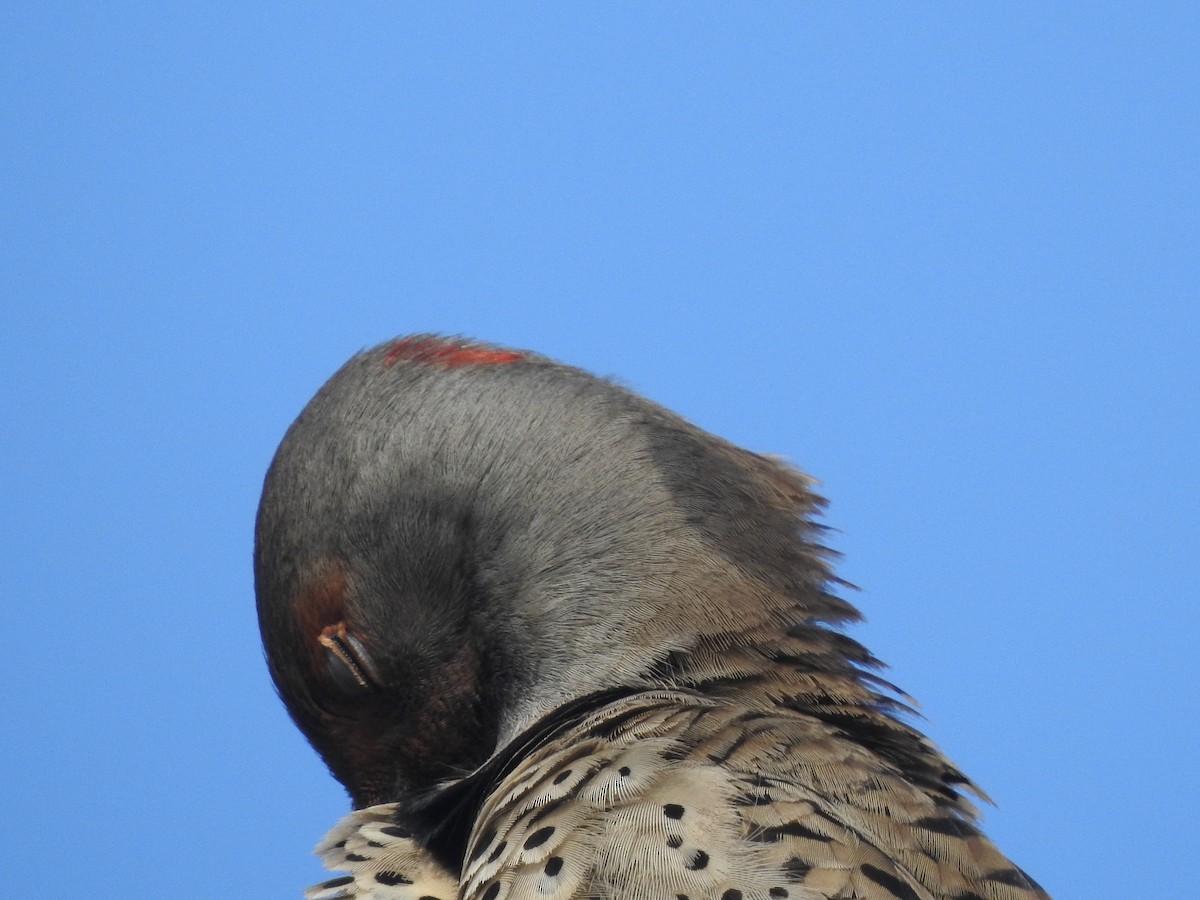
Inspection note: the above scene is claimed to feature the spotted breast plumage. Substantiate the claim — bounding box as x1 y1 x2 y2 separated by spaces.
255 335 1050 900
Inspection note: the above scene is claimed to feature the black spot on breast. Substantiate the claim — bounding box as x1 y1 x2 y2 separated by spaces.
469 827 497 862
860 864 920 900
480 882 500 900
544 856 563 877
664 803 685 820
381 825 413 839
553 769 572 785
722 890 743 900
667 835 683 849
375 871 414 886
486 840 508 863
524 826 555 850
618 766 631 776
345 852 368 862
687 850 710 871
769 889 789 899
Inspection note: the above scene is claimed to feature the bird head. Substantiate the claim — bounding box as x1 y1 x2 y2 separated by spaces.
254 335 860 810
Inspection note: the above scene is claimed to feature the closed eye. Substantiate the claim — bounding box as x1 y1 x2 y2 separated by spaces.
318 622 384 695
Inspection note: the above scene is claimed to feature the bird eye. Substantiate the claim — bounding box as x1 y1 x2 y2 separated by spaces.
318 623 383 696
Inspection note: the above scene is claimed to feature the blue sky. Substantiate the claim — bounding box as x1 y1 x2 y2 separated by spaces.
2 5 1196 898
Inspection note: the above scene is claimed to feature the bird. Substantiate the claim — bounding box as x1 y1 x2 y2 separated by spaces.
255 334 1050 900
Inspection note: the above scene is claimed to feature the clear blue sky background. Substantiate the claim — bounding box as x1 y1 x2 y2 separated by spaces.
3 5 1196 898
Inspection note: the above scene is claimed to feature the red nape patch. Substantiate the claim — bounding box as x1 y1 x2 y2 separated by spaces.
382 337 525 370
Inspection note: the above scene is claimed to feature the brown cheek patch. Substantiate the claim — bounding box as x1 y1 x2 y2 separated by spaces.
292 561 351 684
382 336 525 370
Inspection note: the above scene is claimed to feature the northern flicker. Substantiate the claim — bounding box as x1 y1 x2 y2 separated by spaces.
255 335 1050 900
